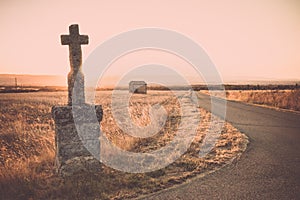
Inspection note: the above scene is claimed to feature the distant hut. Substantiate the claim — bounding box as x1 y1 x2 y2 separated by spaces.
129 81 147 94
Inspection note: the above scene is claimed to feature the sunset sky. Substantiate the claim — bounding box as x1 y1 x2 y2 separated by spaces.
0 0 299 85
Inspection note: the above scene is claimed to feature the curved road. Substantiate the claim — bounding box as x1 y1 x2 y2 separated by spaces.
140 93 300 200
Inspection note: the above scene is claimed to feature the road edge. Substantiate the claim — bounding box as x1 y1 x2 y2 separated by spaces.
132 132 249 200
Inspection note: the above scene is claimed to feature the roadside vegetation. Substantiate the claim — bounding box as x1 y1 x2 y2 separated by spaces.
0 91 247 199
202 89 300 111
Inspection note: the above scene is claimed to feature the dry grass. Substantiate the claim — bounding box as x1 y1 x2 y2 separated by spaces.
202 89 300 111
0 91 247 199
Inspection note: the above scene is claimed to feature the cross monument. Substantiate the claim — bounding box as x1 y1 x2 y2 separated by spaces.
52 24 103 176
61 24 88 105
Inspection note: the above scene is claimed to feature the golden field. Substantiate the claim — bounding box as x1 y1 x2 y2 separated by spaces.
202 89 300 112
0 91 247 199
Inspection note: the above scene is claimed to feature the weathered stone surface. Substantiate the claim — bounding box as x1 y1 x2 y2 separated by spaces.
60 156 101 176
52 104 102 175
51 24 103 176
61 24 88 105
68 70 85 105
52 104 103 124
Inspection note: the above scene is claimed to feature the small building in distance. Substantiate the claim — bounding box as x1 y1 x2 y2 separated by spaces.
129 81 147 94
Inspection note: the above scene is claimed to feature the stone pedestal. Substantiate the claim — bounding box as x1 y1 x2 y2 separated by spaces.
52 104 103 176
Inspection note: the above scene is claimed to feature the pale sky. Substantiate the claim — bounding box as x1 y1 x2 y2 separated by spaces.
0 0 300 84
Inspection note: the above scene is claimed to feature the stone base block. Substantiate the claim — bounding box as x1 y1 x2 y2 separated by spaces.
52 104 103 176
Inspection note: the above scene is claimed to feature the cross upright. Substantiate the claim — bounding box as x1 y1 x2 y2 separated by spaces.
61 24 88 105
61 24 88 71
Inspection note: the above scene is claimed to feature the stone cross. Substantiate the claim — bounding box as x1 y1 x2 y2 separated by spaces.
52 25 103 176
61 24 88 105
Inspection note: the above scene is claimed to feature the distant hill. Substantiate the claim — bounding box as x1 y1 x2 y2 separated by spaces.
0 74 66 87
0 74 299 88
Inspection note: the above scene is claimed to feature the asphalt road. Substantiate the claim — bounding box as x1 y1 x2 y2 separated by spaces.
140 93 300 200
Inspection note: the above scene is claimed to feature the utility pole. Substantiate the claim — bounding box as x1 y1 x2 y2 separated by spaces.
15 77 17 90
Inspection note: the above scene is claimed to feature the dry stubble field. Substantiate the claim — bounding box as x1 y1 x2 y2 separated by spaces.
0 91 247 199
202 89 300 111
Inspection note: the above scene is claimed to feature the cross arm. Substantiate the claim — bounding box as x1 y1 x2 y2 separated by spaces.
61 35 70 45
79 35 89 45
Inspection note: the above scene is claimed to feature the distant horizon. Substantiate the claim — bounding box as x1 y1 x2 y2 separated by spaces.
0 73 299 88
